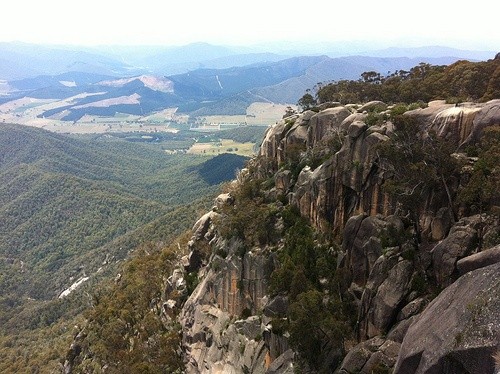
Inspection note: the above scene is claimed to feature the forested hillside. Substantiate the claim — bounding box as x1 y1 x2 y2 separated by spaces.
0 124 248 372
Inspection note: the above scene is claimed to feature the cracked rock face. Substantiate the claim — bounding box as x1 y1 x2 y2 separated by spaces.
180 101 500 373
338 336 401 374
407 99 500 150
430 215 482 288
394 262 500 374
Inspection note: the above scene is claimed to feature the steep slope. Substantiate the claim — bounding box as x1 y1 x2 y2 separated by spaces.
178 100 499 373
0 124 234 324
176 60 499 373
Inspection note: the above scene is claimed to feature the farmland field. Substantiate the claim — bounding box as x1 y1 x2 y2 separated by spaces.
187 139 256 157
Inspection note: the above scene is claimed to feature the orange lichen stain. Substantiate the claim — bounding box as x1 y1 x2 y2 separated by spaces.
265 351 272 369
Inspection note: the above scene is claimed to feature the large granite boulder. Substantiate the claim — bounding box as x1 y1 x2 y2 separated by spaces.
407 99 500 150
431 215 482 287
342 214 397 289
394 262 500 374
406 100 454 128
358 253 413 339
340 112 368 132
338 337 400 374
428 105 482 147
260 120 288 160
307 107 351 148
462 99 500 148
457 244 500 275
358 101 387 113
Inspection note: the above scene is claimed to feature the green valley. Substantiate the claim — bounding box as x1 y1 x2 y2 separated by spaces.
0 123 248 371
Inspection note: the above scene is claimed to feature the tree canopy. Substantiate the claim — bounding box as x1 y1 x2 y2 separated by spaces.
307 57 500 106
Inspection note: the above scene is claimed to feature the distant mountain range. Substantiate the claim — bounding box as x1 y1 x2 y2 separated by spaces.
2 41 496 79
0 42 497 118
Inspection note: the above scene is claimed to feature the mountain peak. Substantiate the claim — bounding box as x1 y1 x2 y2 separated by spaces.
98 75 174 93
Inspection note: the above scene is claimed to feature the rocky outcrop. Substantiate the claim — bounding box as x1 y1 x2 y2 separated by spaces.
181 100 500 373
428 105 481 147
462 99 500 147
457 244 500 275
407 99 500 149
179 189 291 373
394 262 500 374
266 111 313 166
260 100 500 240
343 214 384 289
358 252 413 340
261 120 286 160
430 215 482 287
358 100 388 113
180 243 278 373
289 116 393 235
306 107 351 148
338 337 400 374
181 302 268 374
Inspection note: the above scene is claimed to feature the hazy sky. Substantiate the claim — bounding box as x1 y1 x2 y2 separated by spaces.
1 0 498 50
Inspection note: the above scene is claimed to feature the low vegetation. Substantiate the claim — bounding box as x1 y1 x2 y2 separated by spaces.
72 239 189 373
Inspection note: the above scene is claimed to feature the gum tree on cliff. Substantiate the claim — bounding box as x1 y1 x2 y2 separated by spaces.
377 115 459 244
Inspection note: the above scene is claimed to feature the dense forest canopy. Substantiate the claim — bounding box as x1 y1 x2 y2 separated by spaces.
0 124 248 372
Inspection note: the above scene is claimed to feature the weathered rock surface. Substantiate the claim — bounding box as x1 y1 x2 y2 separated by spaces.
340 112 367 131
457 244 500 275
394 262 500 374
342 214 404 289
260 101 500 239
261 120 287 160
462 99 500 147
306 107 351 148
290 115 393 235
406 100 453 128
431 215 482 287
180 235 283 373
358 253 413 339
338 337 400 374
358 100 387 113
266 349 294 374
181 302 267 374
408 99 500 149
429 105 482 147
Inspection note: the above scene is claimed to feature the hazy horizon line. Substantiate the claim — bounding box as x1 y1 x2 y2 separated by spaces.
1 39 498 53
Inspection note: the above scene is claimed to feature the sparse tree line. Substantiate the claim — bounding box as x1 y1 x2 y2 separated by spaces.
298 57 500 110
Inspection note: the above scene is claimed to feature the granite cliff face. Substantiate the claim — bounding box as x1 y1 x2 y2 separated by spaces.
179 100 500 373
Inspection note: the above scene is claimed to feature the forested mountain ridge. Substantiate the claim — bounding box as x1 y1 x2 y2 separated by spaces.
2 42 494 80
0 124 250 304
0 124 251 371
62 56 500 373
1 54 483 121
